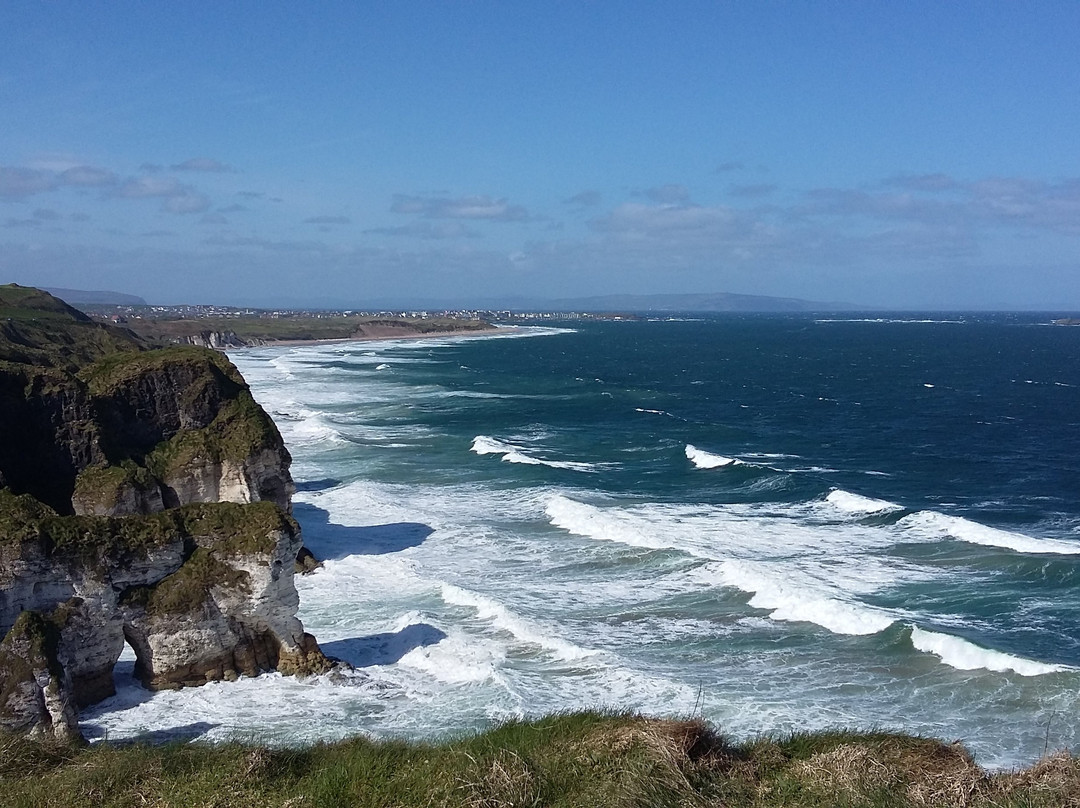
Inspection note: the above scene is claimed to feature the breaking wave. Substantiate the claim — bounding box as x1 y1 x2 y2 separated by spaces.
898 512 1080 555
471 436 603 472
909 627 1072 676
685 444 742 469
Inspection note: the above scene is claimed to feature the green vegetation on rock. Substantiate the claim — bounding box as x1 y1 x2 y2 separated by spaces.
122 547 249 617
1 495 290 564
0 284 147 372
71 461 158 513
0 610 64 697
0 711 1077 807
145 390 281 479
0 489 60 543
80 345 242 396
177 501 294 556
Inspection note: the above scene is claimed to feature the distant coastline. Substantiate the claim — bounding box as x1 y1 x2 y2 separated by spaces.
95 312 500 349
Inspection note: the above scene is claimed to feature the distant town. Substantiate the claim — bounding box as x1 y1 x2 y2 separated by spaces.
81 303 641 325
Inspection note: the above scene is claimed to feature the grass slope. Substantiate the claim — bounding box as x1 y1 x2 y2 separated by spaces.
125 315 495 344
1 712 1076 807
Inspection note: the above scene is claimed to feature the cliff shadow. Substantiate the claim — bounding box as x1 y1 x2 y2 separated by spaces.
98 722 222 745
293 503 433 559
321 623 447 668
294 477 342 493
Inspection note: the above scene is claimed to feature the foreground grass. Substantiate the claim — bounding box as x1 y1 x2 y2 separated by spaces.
2 712 1077 807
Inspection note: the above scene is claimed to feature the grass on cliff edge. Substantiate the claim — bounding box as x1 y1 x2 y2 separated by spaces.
1 711 1078 808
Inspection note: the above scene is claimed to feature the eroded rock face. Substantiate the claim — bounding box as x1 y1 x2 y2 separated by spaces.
156 446 294 513
0 287 330 741
120 512 330 690
0 610 81 742
0 502 332 740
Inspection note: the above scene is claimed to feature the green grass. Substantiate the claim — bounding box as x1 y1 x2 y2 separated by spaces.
144 390 282 477
0 712 1076 807
0 285 148 371
124 314 495 344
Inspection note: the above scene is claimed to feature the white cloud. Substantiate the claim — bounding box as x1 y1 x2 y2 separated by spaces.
642 184 690 204
391 194 529 221
171 157 234 173
59 166 118 187
162 192 211 214
0 166 56 197
112 175 210 214
564 190 602 207
365 221 481 239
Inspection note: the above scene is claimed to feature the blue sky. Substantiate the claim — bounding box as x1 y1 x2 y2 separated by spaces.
2 1 1078 308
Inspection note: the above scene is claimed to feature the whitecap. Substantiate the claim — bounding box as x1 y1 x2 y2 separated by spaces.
441 583 598 662
471 435 602 472
909 626 1072 676
713 560 895 636
898 512 1080 555
685 444 742 469
545 495 681 554
397 633 503 684
824 489 903 515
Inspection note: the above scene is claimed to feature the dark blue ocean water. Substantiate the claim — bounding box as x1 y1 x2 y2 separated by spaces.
89 314 1080 768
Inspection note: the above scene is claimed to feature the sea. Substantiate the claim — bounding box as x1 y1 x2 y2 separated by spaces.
83 314 1080 769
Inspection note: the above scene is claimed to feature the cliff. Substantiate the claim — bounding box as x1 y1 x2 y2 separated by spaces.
0 285 331 741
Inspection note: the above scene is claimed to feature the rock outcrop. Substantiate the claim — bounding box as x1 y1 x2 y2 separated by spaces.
0 285 331 741
178 330 263 349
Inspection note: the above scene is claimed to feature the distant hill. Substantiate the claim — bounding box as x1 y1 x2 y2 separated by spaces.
43 287 147 306
542 292 859 313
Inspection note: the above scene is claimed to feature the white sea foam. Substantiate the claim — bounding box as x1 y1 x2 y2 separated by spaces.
910 627 1072 676
441 584 598 661
376 363 391 370
815 318 965 325
545 495 687 554
546 495 917 637
825 489 903 515
898 512 1080 555
215 340 1080 769
397 633 504 684
471 435 601 472
286 414 348 446
685 444 741 468
713 560 895 636
268 355 296 379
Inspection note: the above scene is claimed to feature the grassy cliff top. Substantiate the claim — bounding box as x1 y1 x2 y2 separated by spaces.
0 285 91 322
0 491 292 559
125 313 495 343
80 343 243 393
0 711 1075 807
0 284 147 371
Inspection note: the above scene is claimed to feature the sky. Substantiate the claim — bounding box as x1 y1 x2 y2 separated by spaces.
1 1 1079 309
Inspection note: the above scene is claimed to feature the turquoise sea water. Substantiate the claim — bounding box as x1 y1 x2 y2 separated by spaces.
86 315 1080 768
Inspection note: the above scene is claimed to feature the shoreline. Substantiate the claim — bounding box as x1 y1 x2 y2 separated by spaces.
254 323 526 348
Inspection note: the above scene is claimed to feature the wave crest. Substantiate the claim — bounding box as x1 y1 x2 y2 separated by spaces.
825 489 903 515
909 626 1071 676
898 512 1080 555
441 583 597 661
685 444 741 469
471 435 602 472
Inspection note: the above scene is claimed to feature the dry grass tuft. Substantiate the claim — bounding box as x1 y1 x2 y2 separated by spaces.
989 751 1080 807
456 749 538 808
586 717 727 764
791 739 985 807
791 744 900 798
